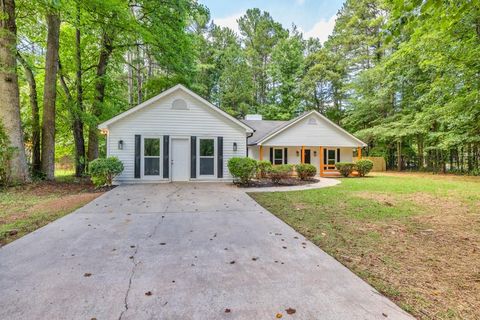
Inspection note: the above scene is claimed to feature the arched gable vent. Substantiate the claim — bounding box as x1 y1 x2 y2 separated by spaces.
172 98 188 110
308 117 317 125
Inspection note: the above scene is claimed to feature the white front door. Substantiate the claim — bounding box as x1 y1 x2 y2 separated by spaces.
171 138 189 181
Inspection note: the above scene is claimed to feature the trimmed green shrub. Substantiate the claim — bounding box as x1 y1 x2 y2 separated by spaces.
355 159 374 177
257 160 272 178
295 164 317 180
335 162 356 177
227 157 257 185
268 164 293 184
89 157 124 187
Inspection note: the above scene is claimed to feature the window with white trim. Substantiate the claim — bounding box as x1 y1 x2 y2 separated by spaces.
199 138 215 176
327 149 336 165
274 148 284 165
144 138 160 176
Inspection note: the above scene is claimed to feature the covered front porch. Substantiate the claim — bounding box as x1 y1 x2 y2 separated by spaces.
250 145 363 177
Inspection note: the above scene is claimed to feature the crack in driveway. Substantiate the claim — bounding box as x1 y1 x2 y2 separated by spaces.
118 244 139 320
117 185 181 319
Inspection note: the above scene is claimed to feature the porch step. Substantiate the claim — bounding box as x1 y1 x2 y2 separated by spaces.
321 171 342 177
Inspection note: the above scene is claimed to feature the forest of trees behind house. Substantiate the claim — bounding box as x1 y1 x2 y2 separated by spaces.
1 0 479 184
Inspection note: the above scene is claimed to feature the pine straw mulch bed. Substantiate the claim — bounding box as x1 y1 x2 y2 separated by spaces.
235 178 319 188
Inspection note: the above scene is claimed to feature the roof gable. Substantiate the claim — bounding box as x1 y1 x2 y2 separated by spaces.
98 84 253 132
256 111 366 147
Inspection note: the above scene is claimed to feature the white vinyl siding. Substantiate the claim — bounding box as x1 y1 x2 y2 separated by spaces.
106 90 245 182
264 114 364 147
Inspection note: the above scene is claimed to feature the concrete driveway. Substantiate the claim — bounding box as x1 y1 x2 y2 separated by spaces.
0 183 412 320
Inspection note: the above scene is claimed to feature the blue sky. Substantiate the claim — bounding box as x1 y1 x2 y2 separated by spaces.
198 0 345 42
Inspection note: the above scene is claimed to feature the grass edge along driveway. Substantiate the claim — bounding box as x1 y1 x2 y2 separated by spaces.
0 179 103 246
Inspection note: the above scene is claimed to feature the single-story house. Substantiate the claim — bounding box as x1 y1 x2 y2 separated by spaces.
242 111 367 177
98 84 366 183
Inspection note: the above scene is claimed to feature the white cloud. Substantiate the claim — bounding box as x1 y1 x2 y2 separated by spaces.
213 12 337 44
212 13 242 35
303 15 336 43
295 0 306 4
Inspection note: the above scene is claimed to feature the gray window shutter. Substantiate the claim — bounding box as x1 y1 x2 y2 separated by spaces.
337 148 340 162
191 136 196 178
163 136 169 179
284 148 288 164
323 148 327 165
134 135 141 178
269 147 273 164
217 137 223 178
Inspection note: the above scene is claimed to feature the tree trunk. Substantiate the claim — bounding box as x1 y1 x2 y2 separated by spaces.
136 45 142 104
396 139 402 171
17 53 41 175
417 134 424 170
73 5 85 177
467 143 473 172
0 0 30 183
87 32 113 162
127 51 134 106
41 12 61 180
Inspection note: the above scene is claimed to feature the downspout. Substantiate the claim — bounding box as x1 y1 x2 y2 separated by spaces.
246 132 254 157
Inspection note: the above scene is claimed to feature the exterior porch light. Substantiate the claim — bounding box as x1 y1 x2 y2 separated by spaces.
314 150 317 157
233 142 237 151
118 140 124 150
296 150 300 157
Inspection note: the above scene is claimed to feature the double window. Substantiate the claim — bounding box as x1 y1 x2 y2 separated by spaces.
144 138 161 176
199 138 215 176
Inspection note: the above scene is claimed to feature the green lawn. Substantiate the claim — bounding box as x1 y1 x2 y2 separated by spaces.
250 173 480 320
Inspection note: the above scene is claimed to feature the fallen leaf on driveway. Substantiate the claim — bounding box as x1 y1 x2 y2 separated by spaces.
285 308 296 314
84 273 92 277
145 291 152 296
225 308 231 313
276 313 283 318
229 260 235 264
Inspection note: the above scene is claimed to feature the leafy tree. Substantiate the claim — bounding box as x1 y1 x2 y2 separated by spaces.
238 8 287 109
266 28 305 120
0 0 30 183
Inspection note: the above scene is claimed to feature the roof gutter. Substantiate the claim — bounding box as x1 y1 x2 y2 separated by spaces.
246 131 255 157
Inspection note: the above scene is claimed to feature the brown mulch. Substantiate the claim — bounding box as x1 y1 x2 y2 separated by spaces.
236 178 319 188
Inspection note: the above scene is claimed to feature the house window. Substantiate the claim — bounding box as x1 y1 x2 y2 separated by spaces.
327 149 336 165
199 138 215 175
144 138 160 176
274 148 284 165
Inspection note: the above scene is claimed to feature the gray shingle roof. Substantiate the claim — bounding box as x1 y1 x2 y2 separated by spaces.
241 119 289 145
